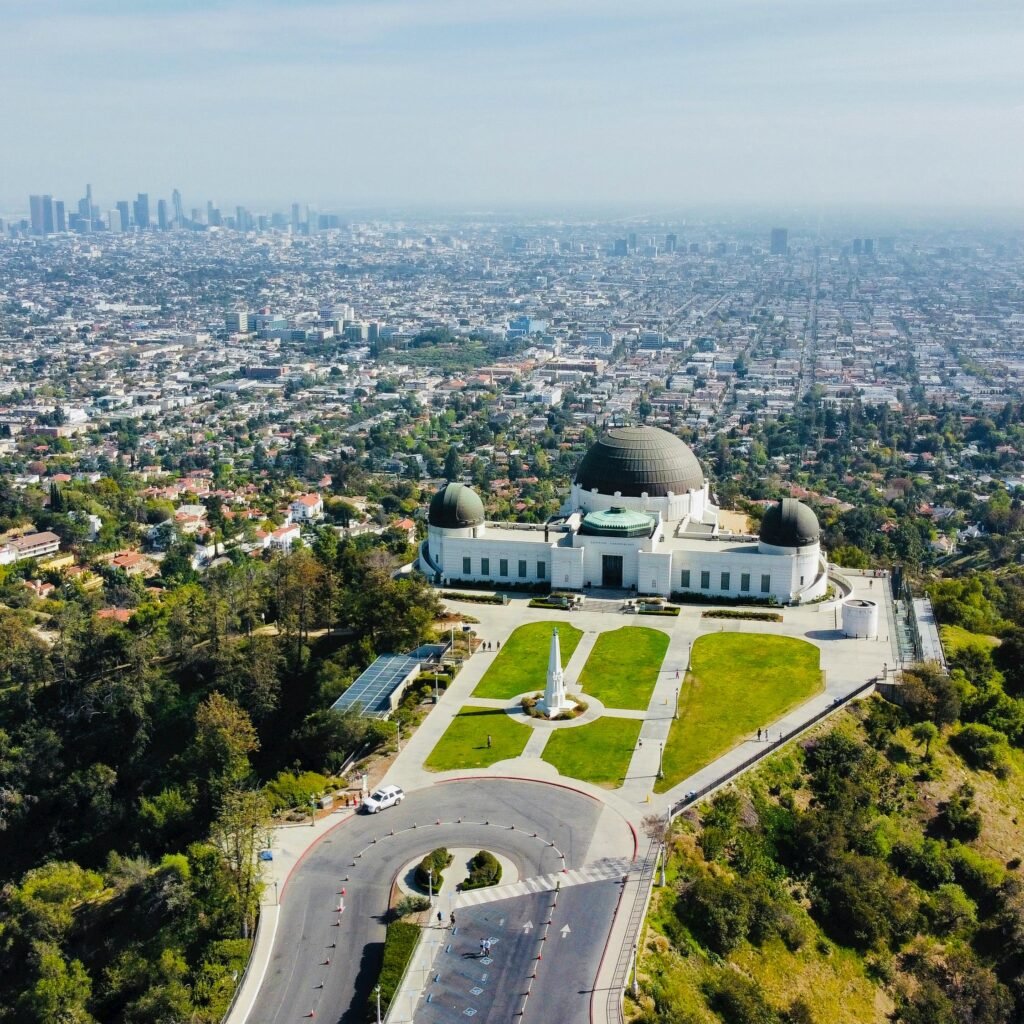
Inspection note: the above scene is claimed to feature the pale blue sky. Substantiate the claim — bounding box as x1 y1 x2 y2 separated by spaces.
2 0 1022 210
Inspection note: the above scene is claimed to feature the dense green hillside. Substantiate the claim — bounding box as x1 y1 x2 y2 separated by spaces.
634 692 1024 1024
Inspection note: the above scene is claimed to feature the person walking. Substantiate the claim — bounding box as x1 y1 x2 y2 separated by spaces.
757 727 762 741
437 910 443 927
479 939 486 957
449 911 456 930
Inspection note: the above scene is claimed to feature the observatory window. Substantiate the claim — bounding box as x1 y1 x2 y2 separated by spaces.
537 561 546 579
499 559 508 577
680 569 691 588
740 573 750 592
462 557 471 575
720 572 730 590
700 571 710 589
518 559 527 578
481 558 490 576
760 574 771 593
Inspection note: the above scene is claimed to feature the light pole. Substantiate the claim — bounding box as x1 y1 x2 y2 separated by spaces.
273 880 279 905
631 942 639 997
310 798 316 828
434 668 439 704
658 741 664 781
673 687 679 720
375 985 382 1024
428 866 433 907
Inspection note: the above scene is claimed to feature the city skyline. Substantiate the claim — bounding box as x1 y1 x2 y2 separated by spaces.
3 0 1022 210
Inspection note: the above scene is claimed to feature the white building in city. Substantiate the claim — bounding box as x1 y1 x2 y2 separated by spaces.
418 426 828 605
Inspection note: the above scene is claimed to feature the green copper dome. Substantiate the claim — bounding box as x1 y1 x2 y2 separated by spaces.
428 482 485 529
574 426 705 497
579 506 656 538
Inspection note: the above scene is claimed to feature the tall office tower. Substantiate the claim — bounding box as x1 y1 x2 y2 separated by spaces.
291 202 301 231
235 205 249 231
78 184 94 227
157 199 169 230
29 195 45 234
54 201 66 232
172 188 184 227
613 238 628 256
108 208 124 232
852 238 863 255
627 231 637 251
29 194 55 234
206 200 222 226
133 193 150 229
191 207 202 225
665 233 677 253
116 200 131 230
225 310 249 333
863 238 874 255
769 227 788 255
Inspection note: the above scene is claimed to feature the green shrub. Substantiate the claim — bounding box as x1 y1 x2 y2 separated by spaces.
462 850 501 890
639 606 680 616
705 968 782 1024
951 723 1011 776
415 847 453 895
702 609 783 623
391 894 431 920
442 590 506 604
263 770 330 812
376 920 420 1016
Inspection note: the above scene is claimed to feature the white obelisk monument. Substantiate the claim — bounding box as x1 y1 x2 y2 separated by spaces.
540 627 575 717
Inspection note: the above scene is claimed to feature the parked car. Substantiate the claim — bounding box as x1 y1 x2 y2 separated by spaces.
362 785 405 814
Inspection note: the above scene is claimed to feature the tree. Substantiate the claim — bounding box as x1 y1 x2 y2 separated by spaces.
911 721 938 759
209 790 271 939
15 941 95 1024
443 445 460 482
191 694 259 808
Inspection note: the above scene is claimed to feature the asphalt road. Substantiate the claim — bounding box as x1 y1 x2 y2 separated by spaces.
415 880 621 1024
247 779 611 1024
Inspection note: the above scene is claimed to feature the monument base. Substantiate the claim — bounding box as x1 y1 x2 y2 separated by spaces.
537 698 577 719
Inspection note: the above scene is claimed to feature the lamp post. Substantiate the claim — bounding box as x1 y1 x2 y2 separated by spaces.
375 985 382 1024
434 668 439 704
273 880 279 905
658 741 664 781
310 798 316 828
673 687 679 720
631 942 639 997
428 866 433 907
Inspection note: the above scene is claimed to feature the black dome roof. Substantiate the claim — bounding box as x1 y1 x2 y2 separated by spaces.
760 498 820 547
428 482 485 529
574 427 705 498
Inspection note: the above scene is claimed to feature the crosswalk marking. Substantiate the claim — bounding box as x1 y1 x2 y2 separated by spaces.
453 857 633 908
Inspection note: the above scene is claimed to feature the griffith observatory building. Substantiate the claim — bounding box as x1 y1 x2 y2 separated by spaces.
417 426 828 605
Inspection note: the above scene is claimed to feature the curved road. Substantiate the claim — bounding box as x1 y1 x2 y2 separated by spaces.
248 779 623 1024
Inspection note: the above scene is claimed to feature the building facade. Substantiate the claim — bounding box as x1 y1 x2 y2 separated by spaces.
418 426 828 605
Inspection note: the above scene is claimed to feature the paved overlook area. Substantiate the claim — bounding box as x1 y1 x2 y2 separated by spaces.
236 575 896 1024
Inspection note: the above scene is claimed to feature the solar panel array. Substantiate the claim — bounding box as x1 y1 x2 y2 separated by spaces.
330 654 422 718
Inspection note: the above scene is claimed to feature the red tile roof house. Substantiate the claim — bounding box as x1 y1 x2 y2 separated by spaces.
289 493 324 522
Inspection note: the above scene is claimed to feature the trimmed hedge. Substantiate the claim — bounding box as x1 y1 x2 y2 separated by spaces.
702 609 783 622
670 591 780 608
529 598 571 609
462 850 502 890
415 847 453 895
376 920 420 1016
442 591 505 604
639 606 680 617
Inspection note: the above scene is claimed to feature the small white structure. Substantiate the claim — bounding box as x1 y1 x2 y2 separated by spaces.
842 598 880 639
538 628 575 718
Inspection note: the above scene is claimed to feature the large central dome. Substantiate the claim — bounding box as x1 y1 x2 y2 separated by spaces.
573 426 705 498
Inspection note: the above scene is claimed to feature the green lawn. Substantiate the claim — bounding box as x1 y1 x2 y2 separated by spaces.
472 621 583 699
577 626 669 710
655 632 823 793
939 623 1000 656
424 706 531 771
542 717 642 788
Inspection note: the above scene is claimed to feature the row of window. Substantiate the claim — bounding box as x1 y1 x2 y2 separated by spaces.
679 569 771 594
462 556 546 580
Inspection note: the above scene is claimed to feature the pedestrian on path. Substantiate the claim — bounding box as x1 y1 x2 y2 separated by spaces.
437 911 443 926
479 939 486 957
757 727 761 741
483 939 492 956
449 911 456 930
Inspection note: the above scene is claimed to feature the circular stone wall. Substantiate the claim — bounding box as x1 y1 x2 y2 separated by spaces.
842 598 879 638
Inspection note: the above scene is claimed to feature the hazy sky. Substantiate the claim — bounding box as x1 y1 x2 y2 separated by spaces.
2 0 1022 212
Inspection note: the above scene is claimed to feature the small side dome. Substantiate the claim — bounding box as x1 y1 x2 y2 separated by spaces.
760 498 820 547
428 482 485 529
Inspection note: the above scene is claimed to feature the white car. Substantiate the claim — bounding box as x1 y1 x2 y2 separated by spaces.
362 785 405 814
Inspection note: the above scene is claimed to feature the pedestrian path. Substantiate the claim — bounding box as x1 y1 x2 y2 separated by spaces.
453 856 634 908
